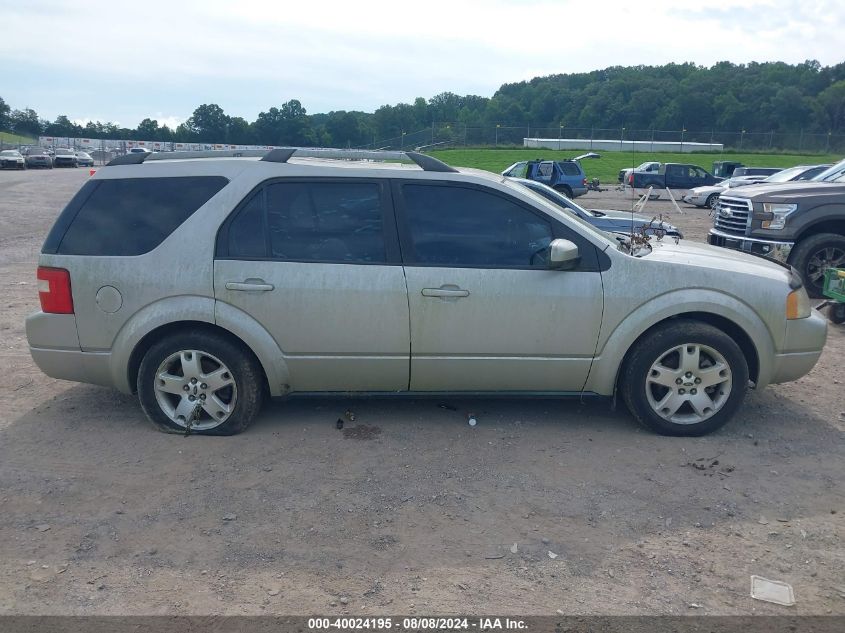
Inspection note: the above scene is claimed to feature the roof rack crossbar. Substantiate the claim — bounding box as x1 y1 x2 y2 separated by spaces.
105 146 458 172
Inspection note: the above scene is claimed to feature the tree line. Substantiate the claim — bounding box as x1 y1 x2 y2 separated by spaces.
1 60 844 147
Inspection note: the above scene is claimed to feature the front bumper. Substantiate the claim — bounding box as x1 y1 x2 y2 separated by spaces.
682 194 707 205
768 309 827 385
708 229 794 264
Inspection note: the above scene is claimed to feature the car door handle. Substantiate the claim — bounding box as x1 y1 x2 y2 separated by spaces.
225 280 275 292
421 287 470 298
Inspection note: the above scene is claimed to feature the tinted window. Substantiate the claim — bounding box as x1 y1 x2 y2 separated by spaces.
559 162 581 176
537 163 553 178
402 184 553 268
220 181 387 263
227 192 266 258
47 176 228 256
266 182 385 263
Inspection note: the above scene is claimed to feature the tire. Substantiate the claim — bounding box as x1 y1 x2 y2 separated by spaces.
555 185 573 198
137 331 264 435
788 233 845 299
706 193 719 210
621 320 749 436
830 303 845 325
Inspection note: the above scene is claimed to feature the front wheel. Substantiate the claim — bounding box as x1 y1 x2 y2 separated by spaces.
706 193 719 210
788 233 845 298
137 331 264 435
830 303 845 325
621 320 748 436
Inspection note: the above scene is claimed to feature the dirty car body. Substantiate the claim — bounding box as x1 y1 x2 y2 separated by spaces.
26 149 827 437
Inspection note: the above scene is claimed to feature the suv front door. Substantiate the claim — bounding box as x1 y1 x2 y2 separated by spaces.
214 179 410 392
394 181 604 392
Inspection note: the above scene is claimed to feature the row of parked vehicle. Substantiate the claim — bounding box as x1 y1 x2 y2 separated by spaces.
0 147 95 169
614 157 845 300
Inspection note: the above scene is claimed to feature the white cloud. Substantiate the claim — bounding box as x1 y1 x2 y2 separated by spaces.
0 0 842 125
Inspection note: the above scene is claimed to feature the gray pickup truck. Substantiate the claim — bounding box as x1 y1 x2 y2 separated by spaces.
708 159 845 297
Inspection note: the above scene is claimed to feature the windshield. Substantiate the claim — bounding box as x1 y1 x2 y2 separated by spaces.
812 158 845 182
0 150 19 156
55 149 73 155
763 166 807 183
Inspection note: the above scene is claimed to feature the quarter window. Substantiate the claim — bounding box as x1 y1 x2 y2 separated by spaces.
402 184 553 268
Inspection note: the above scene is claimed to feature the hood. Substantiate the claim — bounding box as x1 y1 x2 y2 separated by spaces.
589 208 675 226
644 239 790 284
725 181 844 202
688 184 724 195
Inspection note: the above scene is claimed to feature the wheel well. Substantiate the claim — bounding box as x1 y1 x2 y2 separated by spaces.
617 312 760 388
794 220 845 242
127 321 269 395
554 184 573 194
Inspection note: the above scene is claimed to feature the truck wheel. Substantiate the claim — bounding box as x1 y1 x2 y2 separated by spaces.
555 185 573 198
621 320 748 436
788 233 845 298
830 303 845 325
137 331 265 435
706 193 720 210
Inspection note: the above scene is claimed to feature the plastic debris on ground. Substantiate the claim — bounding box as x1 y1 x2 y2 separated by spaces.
750 575 795 606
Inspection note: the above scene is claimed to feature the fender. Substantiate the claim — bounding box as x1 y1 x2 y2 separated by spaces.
108 295 290 396
584 289 777 395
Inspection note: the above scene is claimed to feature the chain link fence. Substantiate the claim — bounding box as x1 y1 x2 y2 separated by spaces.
360 124 845 154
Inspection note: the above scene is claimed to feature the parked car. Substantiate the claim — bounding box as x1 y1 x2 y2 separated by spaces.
75 151 95 167
501 153 599 198
128 147 153 154
619 161 661 184
515 178 683 238
684 166 827 210
0 150 26 170
27 148 826 438
52 148 78 168
708 158 845 297
24 147 53 169
629 163 722 190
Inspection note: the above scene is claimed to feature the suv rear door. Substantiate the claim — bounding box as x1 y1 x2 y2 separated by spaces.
214 178 410 392
393 181 603 392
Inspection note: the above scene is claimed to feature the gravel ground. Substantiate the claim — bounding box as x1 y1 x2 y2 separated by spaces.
0 168 843 616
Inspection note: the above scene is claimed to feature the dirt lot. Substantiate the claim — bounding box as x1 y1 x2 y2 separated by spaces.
0 168 843 616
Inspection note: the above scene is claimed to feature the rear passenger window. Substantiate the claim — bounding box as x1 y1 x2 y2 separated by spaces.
560 162 581 176
45 177 228 256
221 181 387 263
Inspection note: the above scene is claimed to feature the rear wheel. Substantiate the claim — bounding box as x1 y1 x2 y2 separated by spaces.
788 233 845 298
830 303 845 325
621 320 748 436
555 185 573 198
137 331 264 435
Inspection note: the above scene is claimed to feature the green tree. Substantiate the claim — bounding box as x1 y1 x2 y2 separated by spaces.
9 108 42 137
0 97 10 131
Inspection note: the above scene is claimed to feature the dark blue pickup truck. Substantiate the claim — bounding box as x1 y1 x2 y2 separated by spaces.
629 163 722 190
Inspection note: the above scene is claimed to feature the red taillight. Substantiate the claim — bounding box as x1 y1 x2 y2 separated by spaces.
582 178 587 185
37 267 74 314
628 173 633 185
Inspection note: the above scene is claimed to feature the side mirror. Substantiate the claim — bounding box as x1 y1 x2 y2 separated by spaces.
548 238 580 269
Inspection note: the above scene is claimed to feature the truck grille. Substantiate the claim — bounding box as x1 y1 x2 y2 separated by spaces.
714 196 752 236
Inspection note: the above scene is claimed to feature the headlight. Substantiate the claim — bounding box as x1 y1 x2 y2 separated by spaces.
761 203 797 230
786 286 811 319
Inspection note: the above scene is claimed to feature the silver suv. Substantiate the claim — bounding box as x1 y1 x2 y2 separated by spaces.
26 148 827 437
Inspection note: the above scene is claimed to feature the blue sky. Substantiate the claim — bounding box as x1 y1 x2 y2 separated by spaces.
1 0 842 129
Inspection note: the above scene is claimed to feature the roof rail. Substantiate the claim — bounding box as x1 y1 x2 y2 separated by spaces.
105 146 457 172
